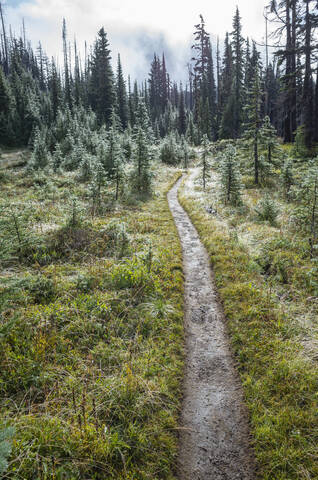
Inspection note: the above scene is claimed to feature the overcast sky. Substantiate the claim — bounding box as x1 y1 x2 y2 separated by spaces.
4 0 269 82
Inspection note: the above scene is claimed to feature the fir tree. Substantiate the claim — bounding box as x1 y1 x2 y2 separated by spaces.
281 158 294 200
255 194 279 225
116 54 128 129
104 111 122 178
259 116 280 164
51 142 63 172
79 152 94 181
242 63 263 184
200 134 210 190
89 161 106 215
293 163 318 256
29 127 49 170
220 8 244 139
131 127 153 195
113 142 125 200
62 19 72 110
218 33 233 124
219 145 242 205
0 65 14 144
178 87 187 135
160 133 182 165
181 135 190 169
89 27 115 125
49 59 62 120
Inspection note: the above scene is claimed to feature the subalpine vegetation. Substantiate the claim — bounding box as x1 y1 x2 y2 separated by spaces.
1 0 318 478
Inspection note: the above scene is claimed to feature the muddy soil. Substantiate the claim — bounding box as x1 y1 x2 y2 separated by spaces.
168 175 256 480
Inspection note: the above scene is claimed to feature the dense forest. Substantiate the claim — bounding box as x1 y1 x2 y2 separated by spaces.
1 1 318 155
1 0 318 479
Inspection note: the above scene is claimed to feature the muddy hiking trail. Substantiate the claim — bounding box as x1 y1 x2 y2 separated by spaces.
168 174 256 480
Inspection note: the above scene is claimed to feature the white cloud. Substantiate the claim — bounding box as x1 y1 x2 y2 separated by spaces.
5 0 269 81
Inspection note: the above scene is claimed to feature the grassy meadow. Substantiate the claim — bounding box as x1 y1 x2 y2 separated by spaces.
0 153 184 479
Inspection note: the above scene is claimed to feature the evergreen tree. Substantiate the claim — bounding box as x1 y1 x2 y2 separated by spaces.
134 99 153 141
181 135 190 169
160 133 182 165
0 65 14 144
259 116 280 164
131 127 153 195
242 64 263 184
281 158 294 200
255 194 279 225
315 63 318 143
269 0 298 142
218 33 234 139
49 59 62 120
219 145 242 205
89 27 115 125
51 142 63 172
28 127 49 169
226 7 245 138
206 39 217 138
200 134 210 190
116 54 128 129
79 152 94 181
191 16 216 140
89 161 106 215
301 0 316 150
104 111 122 178
178 87 187 135
62 19 72 110
293 163 318 256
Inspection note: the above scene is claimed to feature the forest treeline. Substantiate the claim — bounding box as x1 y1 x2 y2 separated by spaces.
0 1 318 159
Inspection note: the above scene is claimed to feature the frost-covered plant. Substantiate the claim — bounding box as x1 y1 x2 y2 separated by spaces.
0 204 34 264
292 162 318 255
88 161 107 215
219 145 242 205
281 158 294 200
0 427 14 475
258 154 272 184
28 126 49 170
255 194 279 225
103 219 130 257
122 128 133 161
293 125 309 158
65 197 84 228
259 116 280 164
78 153 95 181
200 134 211 190
130 127 153 195
180 135 190 170
50 143 63 172
160 133 182 165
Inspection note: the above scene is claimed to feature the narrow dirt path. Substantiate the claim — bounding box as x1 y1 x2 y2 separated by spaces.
168 175 256 480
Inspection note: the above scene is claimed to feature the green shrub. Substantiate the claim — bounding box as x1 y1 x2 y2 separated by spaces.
102 220 130 257
24 275 56 304
76 274 97 293
110 257 154 295
0 427 15 475
255 194 279 225
160 134 182 165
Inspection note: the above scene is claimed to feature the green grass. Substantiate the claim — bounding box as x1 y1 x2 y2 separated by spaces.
179 170 318 479
0 161 184 479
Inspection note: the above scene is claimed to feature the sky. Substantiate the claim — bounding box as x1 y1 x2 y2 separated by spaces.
3 0 269 82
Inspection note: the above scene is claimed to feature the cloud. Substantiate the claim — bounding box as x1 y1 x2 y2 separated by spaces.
5 0 268 82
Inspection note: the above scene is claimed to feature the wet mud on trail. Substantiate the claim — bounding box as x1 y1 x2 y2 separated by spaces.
168 174 256 480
